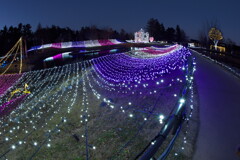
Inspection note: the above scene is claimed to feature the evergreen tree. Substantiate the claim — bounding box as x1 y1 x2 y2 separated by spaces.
146 18 165 41
176 25 187 42
165 27 175 42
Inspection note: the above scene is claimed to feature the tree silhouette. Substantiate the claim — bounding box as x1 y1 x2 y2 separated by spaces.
165 27 175 42
175 25 187 42
146 18 165 41
0 23 133 56
145 18 188 43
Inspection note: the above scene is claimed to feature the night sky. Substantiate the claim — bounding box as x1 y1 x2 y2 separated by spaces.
0 0 240 44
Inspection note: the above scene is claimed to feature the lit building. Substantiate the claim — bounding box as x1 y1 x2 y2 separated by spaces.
134 29 149 43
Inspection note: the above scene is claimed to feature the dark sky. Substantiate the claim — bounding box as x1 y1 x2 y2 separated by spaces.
1 0 240 44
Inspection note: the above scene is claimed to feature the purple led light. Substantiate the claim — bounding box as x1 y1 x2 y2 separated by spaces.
92 46 191 83
0 74 23 96
27 39 123 52
0 94 28 116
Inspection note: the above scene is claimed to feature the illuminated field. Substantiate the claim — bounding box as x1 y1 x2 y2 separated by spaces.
0 44 193 159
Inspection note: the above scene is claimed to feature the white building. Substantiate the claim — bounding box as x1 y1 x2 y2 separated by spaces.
134 29 149 43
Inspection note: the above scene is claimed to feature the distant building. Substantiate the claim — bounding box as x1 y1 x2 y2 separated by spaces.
188 43 196 48
134 29 149 43
188 39 201 48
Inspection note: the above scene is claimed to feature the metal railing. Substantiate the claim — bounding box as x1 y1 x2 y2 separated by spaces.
136 54 195 160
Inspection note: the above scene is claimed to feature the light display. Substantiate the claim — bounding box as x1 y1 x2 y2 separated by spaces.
27 39 123 52
43 52 73 62
0 44 195 159
134 29 149 43
0 74 22 96
0 37 24 75
43 49 122 62
208 27 223 50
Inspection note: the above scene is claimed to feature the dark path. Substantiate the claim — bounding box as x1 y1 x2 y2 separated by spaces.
192 50 240 160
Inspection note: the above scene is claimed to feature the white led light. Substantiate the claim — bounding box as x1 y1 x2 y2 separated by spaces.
159 115 164 120
180 98 185 104
0 44 193 158
110 105 114 109
11 145 16 150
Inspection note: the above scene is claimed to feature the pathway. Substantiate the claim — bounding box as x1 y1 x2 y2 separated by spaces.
192 50 240 160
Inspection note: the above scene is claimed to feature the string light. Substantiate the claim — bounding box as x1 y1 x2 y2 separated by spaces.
0 44 194 159
28 39 123 52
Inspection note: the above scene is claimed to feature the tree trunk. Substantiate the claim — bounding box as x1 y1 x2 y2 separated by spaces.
214 40 218 50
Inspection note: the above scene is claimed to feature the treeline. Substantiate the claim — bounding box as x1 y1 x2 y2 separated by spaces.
146 18 187 43
0 18 189 56
0 23 133 55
